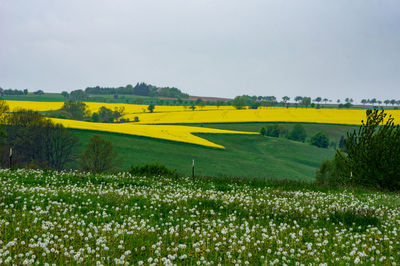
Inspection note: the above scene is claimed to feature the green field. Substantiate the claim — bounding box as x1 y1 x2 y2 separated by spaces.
68 122 353 181
183 122 359 143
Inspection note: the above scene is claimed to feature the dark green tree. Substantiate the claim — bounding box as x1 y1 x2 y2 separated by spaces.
148 104 155 113
288 124 307 142
232 96 246 109
4 109 78 170
310 132 329 148
61 101 89 120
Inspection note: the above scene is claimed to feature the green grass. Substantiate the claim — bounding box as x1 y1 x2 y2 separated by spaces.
70 127 336 181
183 122 359 142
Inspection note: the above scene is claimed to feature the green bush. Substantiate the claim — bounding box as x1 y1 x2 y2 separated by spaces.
129 163 177 177
316 109 400 191
310 132 329 148
288 124 307 142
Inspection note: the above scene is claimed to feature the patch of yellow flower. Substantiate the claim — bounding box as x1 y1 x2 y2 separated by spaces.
50 118 255 149
6 101 234 114
123 107 400 125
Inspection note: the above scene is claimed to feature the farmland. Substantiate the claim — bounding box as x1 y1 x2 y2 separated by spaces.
69 129 335 181
1 169 399 265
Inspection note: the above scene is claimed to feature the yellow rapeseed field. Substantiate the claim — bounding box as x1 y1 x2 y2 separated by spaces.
6 101 234 114
123 107 400 125
50 118 255 149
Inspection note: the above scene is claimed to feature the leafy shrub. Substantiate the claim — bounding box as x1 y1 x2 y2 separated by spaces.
310 132 329 148
129 163 177 177
260 124 288 138
79 135 119 173
288 124 307 142
316 109 400 191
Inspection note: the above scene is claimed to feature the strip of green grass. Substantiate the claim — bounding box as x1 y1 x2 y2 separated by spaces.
182 122 359 142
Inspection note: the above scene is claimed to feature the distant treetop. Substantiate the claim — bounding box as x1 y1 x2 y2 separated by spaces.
84 83 189 99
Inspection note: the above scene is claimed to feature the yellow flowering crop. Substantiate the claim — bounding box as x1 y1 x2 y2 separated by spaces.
7 101 64 112
5 100 234 114
124 107 400 125
50 118 256 149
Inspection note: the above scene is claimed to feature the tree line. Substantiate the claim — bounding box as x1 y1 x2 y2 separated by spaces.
84 83 189 98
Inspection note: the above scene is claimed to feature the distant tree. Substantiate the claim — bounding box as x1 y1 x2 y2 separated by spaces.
34 90 44 95
282 96 290 104
23 89 28 95
282 96 290 107
61 101 89 120
310 132 329 148
294 96 303 107
232 96 246 109
323 98 329 105
61 91 69 99
361 99 367 107
300 97 311 108
79 135 119 173
390 99 396 106
314 97 322 104
288 124 307 142
148 104 155 113
70 90 89 102
260 127 267 136
216 100 224 109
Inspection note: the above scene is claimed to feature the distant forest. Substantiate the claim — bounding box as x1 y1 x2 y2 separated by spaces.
85 83 189 98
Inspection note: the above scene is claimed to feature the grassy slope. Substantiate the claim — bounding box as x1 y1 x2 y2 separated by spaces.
70 128 335 181
183 122 359 142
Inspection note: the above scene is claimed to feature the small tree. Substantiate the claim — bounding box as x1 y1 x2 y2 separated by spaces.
317 109 400 190
79 135 119 172
310 132 329 148
232 96 246 109
288 124 307 142
260 127 267 136
148 104 155 113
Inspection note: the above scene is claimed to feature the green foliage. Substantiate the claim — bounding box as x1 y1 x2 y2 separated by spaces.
232 96 246 109
129 163 177 177
4 109 78 170
260 124 288 138
300 97 311 107
147 104 155 113
79 135 119 173
85 83 189 98
91 106 124 123
288 124 307 142
338 109 400 190
69 89 89 101
260 127 267 136
61 101 90 120
317 110 400 191
310 132 329 148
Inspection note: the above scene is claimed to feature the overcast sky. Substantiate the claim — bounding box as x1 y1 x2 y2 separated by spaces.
1 0 400 101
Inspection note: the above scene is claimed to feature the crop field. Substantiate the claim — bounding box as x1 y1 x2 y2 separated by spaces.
1 169 399 265
6 100 400 148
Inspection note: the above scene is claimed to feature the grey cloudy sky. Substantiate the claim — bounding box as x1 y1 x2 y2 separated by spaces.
1 0 400 101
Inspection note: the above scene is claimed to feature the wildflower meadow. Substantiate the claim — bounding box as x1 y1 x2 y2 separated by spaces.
1 169 399 265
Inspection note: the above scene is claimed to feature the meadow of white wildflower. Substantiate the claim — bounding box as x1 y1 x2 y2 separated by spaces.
0 169 399 265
